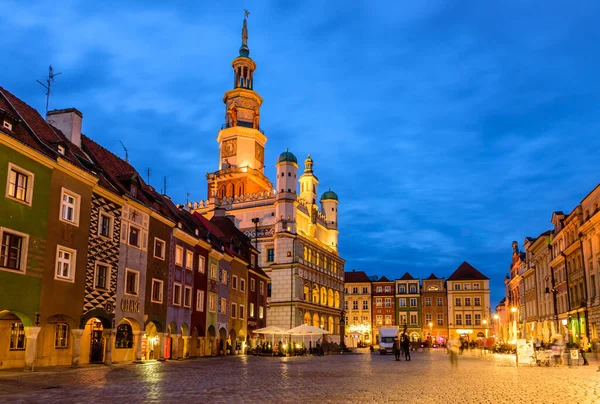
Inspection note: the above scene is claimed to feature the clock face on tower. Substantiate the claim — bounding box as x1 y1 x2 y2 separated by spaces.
255 142 264 164
222 139 237 158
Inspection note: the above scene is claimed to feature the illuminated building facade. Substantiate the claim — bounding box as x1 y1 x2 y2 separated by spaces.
421 273 448 344
446 262 491 340
395 272 422 341
580 185 600 342
344 270 372 345
371 276 395 344
190 16 344 339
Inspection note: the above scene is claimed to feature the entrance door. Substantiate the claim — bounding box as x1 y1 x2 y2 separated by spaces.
90 330 104 363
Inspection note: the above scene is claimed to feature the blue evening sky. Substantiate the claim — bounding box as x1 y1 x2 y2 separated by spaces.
3 1 600 305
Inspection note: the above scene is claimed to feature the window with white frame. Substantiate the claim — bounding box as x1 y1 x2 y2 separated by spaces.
376 315 383 325
6 163 34 205
125 268 139 295
231 303 237 318
410 298 417 307
352 287 358 294
232 275 238 290
399 314 407 324
210 263 217 279
94 262 109 290
376 286 382 293
425 297 431 306
151 279 163 303
454 284 461 290
398 285 406 294
259 305 264 319
128 225 141 248
437 314 444 325
455 314 462 325
352 300 358 310
474 313 481 325
220 298 227 314
474 297 481 306
196 290 204 312
250 278 256 291
465 314 472 325
222 269 228 285
473 283 480 290
385 286 391 293
425 314 432 324
399 298 406 307
54 323 69 348
55 245 76 282
455 297 461 306
362 300 368 310
409 285 417 293
184 286 192 308
385 298 391 307
154 238 166 260
185 250 193 270
249 302 255 317
175 246 183 266
385 315 392 325
98 213 113 239
239 304 245 319
198 256 205 273
437 297 443 306
240 278 246 292
208 293 216 312
173 283 182 305
59 188 80 226
410 313 417 324
464 283 471 290
0 228 28 272
376 298 382 307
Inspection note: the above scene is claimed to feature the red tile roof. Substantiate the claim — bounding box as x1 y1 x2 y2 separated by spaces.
426 273 439 280
398 272 415 280
344 270 370 283
447 261 489 281
373 276 391 282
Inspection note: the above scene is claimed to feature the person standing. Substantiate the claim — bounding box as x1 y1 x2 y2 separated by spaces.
402 334 411 361
579 334 590 366
448 337 459 367
393 337 401 361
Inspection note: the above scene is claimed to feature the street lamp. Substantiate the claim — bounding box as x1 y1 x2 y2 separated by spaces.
493 314 500 340
562 319 568 345
428 322 432 336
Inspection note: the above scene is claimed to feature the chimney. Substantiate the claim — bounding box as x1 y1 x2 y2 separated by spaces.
47 108 83 148
213 207 226 217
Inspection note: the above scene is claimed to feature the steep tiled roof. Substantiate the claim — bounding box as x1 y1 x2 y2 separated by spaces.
398 272 415 280
447 261 489 281
426 273 439 280
374 276 391 282
0 86 94 173
344 270 370 283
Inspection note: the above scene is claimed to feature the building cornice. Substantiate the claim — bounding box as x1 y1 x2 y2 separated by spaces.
174 228 198 246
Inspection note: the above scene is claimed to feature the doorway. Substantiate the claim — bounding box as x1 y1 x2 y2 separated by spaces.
90 329 104 363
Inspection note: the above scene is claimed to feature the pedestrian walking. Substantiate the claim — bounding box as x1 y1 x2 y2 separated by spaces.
448 337 459 367
393 337 401 361
579 334 589 366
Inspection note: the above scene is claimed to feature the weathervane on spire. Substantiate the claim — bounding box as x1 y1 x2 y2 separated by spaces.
244 9 250 19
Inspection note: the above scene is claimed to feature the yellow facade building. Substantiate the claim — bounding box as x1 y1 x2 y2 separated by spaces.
446 262 491 340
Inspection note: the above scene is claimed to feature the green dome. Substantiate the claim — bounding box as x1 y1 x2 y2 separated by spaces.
278 149 297 164
320 189 338 202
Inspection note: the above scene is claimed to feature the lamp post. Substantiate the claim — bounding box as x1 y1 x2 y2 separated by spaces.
510 307 518 342
339 311 346 349
493 314 500 341
428 322 432 336
562 319 568 345
483 320 488 338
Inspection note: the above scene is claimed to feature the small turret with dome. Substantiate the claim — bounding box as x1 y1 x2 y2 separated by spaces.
320 189 338 202
275 148 298 233
321 188 339 232
299 154 319 204
278 149 298 164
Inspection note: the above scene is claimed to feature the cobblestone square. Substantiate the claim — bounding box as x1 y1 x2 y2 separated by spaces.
0 350 598 403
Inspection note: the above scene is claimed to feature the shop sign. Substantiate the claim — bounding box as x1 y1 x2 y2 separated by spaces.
121 298 140 313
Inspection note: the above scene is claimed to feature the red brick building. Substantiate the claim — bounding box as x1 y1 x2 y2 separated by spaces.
371 276 395 345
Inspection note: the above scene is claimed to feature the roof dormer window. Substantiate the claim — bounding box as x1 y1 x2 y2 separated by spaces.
57 145 65 155
3 121 12 131
130 185 137 198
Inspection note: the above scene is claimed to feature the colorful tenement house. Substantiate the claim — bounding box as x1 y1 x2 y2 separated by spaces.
190 16 344 338
371 276 395 345
395 272 421 341
446 262 491 340
580 185 600 341
421 273 448 345
343 270 372 346
504 241 526 341
0 83 268 369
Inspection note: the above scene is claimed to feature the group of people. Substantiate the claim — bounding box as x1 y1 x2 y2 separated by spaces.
392 333 412 361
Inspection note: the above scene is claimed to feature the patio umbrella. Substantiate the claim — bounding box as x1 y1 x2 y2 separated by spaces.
253 326 287 350
286 324 330 350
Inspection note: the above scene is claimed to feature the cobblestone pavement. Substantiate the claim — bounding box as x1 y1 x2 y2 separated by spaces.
0 349 598 403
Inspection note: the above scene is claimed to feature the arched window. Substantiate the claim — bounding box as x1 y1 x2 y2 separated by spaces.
304 312 311 325
327 289 334 307
308 249 312 263
320 287 327 305
304 284 310 301
303 246 308 261
316 253 320 267
313 314 319 328
218 186 225 199
115 324 133 349
328 316 334 333
227 183 235 197
320 316 326 329
312 285 319 304
334 291 340 308
236 183 244 196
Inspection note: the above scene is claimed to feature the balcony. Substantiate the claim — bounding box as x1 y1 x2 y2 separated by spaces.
221 120 265 134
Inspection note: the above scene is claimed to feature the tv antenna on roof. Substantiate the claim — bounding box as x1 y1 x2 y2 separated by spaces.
119 141 129 162
36 65 62 116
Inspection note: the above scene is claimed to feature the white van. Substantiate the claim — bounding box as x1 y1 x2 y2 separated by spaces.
378 326 400 354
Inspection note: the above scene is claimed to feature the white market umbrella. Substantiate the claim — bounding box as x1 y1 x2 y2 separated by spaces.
286 324 330 351
253 326 287 350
